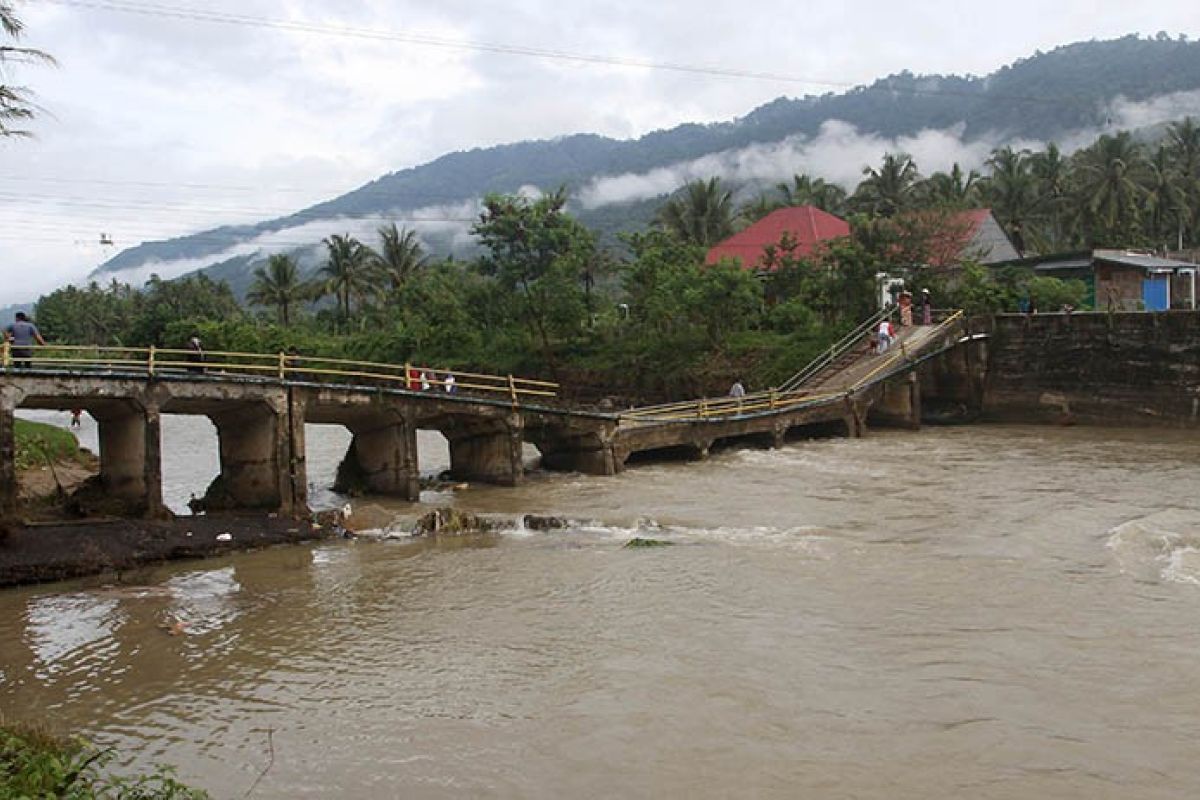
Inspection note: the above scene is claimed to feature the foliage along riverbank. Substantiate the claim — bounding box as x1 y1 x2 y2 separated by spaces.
0 721 208 799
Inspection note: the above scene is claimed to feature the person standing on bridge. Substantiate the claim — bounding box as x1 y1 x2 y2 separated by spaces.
4 312 46 369
920 289 932 325
898 291 914 327
444 372 457 394
729 379 746 398
185 336 205 374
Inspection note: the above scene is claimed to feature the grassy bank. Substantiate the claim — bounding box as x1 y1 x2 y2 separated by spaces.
0 721 208 798
14 418 86 471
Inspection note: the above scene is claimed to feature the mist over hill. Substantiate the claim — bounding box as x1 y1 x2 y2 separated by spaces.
89 34 1200 296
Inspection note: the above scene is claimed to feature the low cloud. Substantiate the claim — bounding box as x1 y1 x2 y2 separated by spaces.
578 89 1200 210
97 199 483 288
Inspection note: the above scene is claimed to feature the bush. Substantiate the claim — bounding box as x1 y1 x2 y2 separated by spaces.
0 722 208 799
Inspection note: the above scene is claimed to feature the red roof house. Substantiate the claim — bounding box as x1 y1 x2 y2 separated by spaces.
705 206 850 271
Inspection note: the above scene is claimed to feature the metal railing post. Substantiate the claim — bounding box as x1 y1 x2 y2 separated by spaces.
404 362 412 390
148 345 156 376
507 374 519 408
1 341 8 370
278 351 287 381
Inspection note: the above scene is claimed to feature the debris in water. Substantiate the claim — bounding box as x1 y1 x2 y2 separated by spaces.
216 532 233 542
624 537 673 548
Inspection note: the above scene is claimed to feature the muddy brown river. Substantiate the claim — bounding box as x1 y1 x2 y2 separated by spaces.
2 418 1200 798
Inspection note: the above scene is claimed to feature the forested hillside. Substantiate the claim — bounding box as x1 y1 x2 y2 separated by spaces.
89 35 1200 290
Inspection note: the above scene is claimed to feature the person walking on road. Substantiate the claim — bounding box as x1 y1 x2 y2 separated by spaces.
4 312 46 369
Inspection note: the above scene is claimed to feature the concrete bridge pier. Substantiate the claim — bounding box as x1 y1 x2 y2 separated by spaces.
842 397 867 438
531 422 621 476
869 373 922 430
207 401 292 512
445 415 525 486
0 393 16 518
93 400 163 516
346 413 420 500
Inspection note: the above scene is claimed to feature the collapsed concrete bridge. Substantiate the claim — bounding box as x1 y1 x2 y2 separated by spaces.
0 312 977 519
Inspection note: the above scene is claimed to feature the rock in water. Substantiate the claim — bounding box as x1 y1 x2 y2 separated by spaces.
413 508 495 537
522 514 570 531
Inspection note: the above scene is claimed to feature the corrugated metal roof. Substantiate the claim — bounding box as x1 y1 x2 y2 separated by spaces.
1034 259 1092 271
1093 250 1200 270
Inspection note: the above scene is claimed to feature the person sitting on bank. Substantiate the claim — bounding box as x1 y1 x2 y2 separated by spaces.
4 312 46 369
729 379 746 398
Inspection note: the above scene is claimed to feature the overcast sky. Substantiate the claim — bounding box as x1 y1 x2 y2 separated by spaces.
1 0 1198 304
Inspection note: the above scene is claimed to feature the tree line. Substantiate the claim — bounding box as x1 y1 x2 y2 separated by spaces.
34 120 1197 401
662 119 1200 255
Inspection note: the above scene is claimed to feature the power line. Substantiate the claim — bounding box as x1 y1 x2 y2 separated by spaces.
35 0 1092 106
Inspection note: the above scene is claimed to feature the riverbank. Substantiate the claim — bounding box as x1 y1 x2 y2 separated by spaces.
0 514 334 588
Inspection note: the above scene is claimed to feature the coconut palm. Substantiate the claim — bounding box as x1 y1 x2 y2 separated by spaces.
978 146 1037 254
1166 117 1200 247
776 173 848 215
370 223 427 297
853 153 920 217
1 2 55 137
1027 143 1074 251
655 177 736 247
917 163 980 209
1074 132 1149 246
247 254 305 325
318 234 372 328
1143 145 1191 251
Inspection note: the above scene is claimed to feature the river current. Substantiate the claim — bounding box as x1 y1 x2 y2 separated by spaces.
2 415 1200 798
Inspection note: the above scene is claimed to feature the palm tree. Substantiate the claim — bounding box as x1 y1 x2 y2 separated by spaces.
1166 117 1200 247
1028 143 1073 251
1 2 55 137
655 177 736 247
776 173 848 215
853 153 920 217
370 223 427 297
247 254 305 325
981 147 1035 255
318 234 372 328
1074 132 1149 246
917 163 980 209
1143 145 1191 251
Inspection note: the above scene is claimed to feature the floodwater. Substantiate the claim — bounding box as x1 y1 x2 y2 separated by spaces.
3 419 1200 798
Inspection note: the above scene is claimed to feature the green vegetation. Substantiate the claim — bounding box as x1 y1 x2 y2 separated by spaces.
0 721 208 799
0 2 54 138
14 419 84 471
25 105 1200 400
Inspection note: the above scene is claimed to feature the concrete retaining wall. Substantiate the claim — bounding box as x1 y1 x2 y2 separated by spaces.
982 311 1200 426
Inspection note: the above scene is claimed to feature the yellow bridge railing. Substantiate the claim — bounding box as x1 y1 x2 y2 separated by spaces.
620 310 965 424
0 342 558 402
